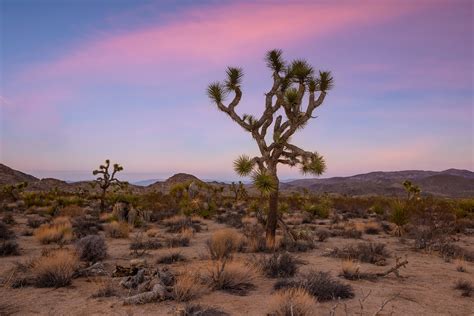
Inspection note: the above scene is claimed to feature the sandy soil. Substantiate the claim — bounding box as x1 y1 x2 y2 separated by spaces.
1 215 473 316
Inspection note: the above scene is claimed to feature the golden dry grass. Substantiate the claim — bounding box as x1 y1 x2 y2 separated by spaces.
208 228 244 260
34 216 73 244
173 271 205 302
59 205 84 218
268 288 318 316
33 250 78 287
208 259 258 295
341 259 360 276
105 221 129 238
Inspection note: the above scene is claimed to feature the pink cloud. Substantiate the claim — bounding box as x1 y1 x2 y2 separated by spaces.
18 1 424 83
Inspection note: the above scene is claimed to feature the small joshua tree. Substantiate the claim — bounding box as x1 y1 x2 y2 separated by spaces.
92 160 124 212
402 180 421 201
230 181 247 202
207 49 333 247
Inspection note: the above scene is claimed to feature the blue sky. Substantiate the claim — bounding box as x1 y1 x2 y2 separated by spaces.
0 0 472 182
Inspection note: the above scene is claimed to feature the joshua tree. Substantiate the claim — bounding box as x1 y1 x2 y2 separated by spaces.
402 180 421 201
92 159 124 212
207 49 333 247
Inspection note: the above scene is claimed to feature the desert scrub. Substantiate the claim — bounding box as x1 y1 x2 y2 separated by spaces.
364 221 381 235
34 216 73 244
208 260 257 295
327 242 389 265
267 288 317 316
0 240 20 256
75 235 107 262
454 279 473 297
207 228 244 260
34 250 78 287
173 272 205 302
390 200 410 236
179 304 229 316
163 215 201 233
105 221 129 238
259 252 299 278
157 252 186 264
275 270 354 302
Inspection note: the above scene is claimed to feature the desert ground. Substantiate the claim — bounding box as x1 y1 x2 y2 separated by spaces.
0 180 473 316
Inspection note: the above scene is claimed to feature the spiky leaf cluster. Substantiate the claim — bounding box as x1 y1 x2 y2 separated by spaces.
252 170 277 195
233 155 254 176
300 153 326 176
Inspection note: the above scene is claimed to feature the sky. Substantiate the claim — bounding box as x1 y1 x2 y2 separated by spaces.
0 0 472 182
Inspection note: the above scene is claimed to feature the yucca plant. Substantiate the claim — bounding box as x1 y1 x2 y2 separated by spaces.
390 200 410 236
207 49 333 247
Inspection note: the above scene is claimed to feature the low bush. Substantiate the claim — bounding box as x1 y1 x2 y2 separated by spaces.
327 242 389 265
259 252 299 278
2 213 15 225
27 216 46 229
267 288 318 316
163 215 201 233
179 304 229 316
275 270 354 302
454 279 473 297
0 240 20 256
72 217 103 238
242 223 266 253
33 250 78 288
166 235 190 248
105 221 129 238
130 238 162 251
157 252 186 264
316 229 330 242
278 235 315 253
91 280 118 298
207 229 244 260
0 222 14 240
75 235 107 262
364 221 381 235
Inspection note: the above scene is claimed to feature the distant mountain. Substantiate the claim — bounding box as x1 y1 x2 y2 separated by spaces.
0 164 38 186
133 179 161 186
284 169 474 198
0 164 472 198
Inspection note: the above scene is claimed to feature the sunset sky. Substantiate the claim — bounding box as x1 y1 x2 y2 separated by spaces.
1 0 472 182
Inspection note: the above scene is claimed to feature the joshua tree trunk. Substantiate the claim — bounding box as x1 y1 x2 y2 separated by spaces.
266 176 279 248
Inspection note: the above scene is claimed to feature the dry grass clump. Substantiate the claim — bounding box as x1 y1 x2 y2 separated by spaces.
105 221 129 238
208 260 257 295
242 223 266 253
34 216 73 244
72 217 103 238
274 270 354 302
1 240 20 256
454 279 473 297
207 228 244 260
163 215 201 233
27 216 46 229
364 221 382 235
166 235 190 248
327 242 389 265
91 279 119 298
316 229 330 242
0 222 14 240
339 260 377 281
33 250 78 287
267 288 318 316
178 304 229 316
259 252 300 278
173 272 205 302
59 205 84 217
157 252 187 264
75 235 107 262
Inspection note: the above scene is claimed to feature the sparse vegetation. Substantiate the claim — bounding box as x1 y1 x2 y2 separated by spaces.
173 272 204 302
33 250 78 288
267 288 318 316
34 217 73 244
207 228 243 260
327 242 390 265
157 252 186 264
208 260 257 295
105 221 129 238
259 252 300 278
75 235 107 262
454 279 473 297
